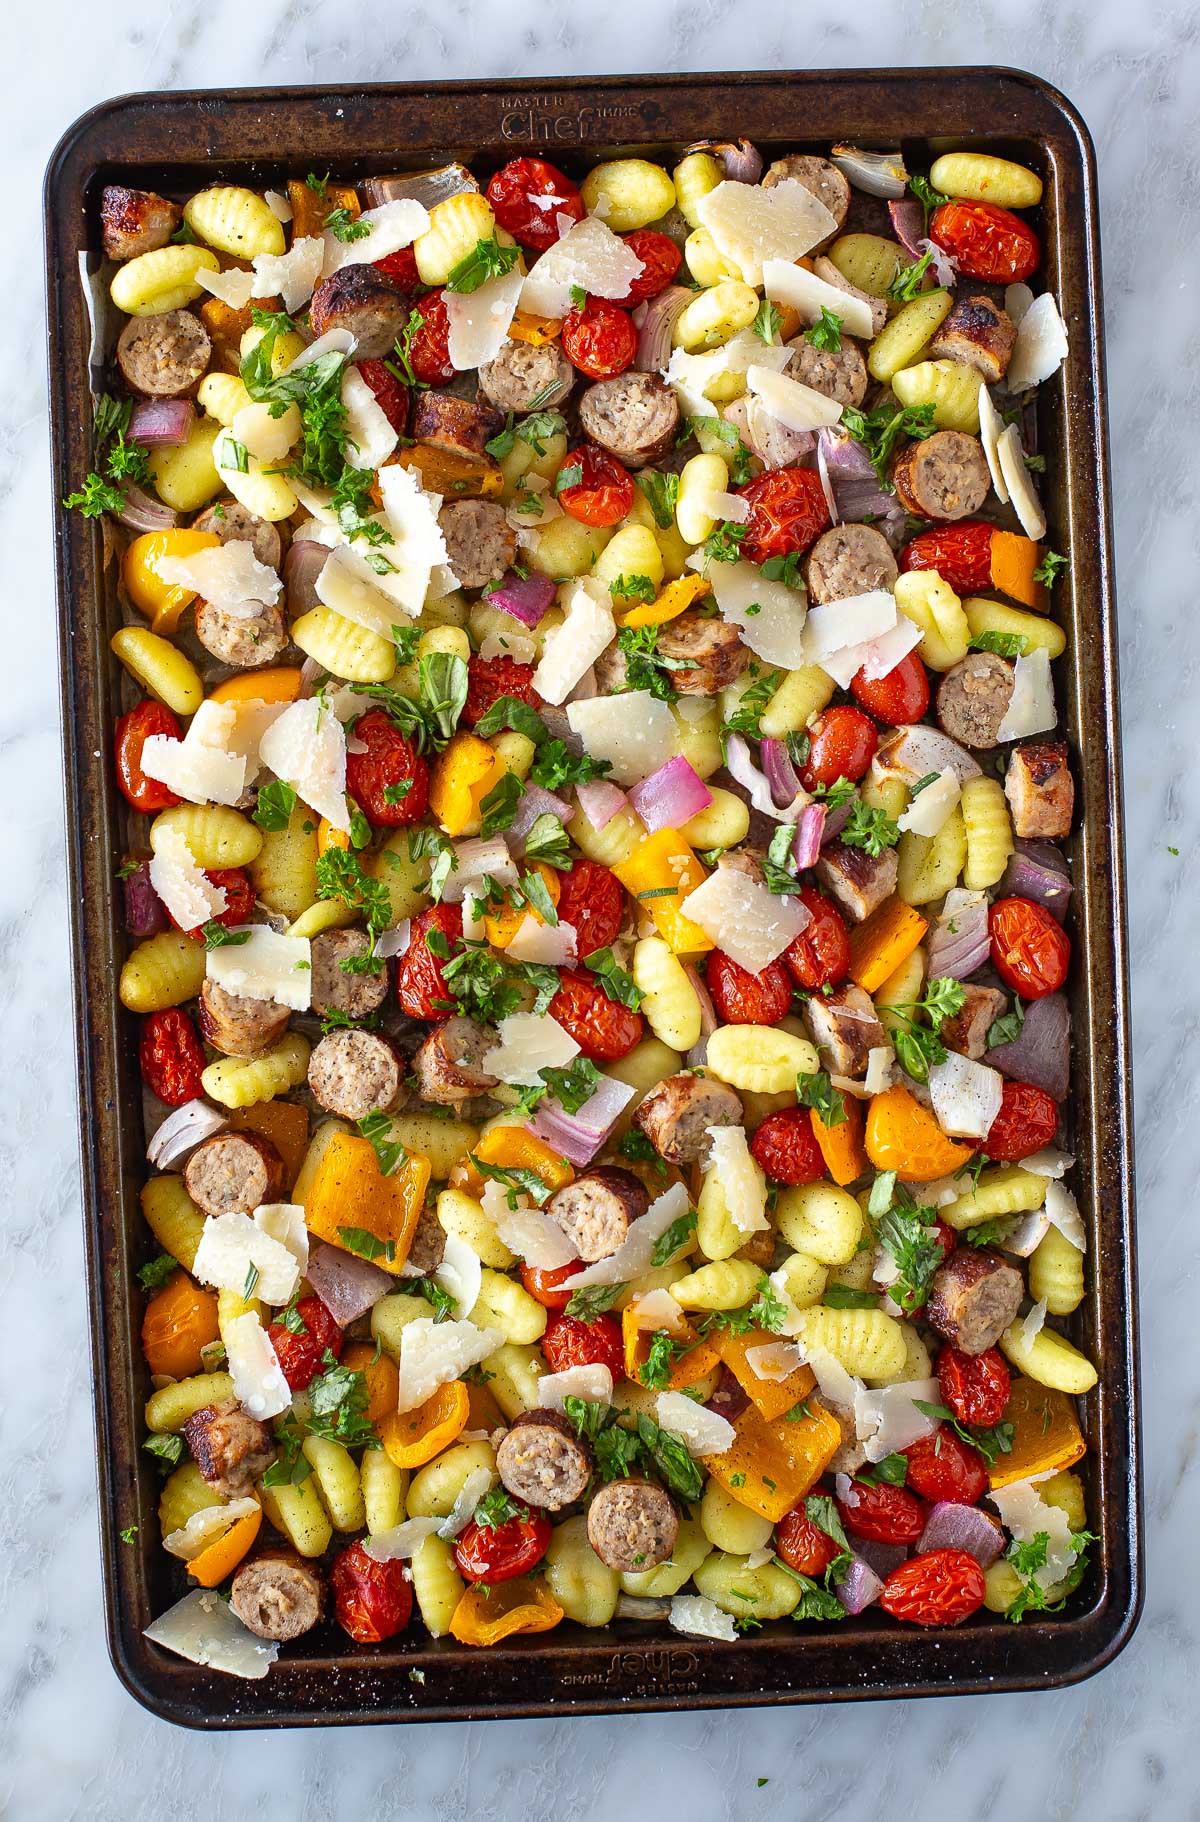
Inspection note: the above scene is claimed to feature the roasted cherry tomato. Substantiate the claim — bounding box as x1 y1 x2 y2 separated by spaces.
519 1258 586 1311
374 245 420 291
612 228 684 306
461 653 541 729
737 466 830 564
548 967 644 1060
903 1427 989 1505
936 1344 1011 1429
850 650 930 726
331 1540 413 1642
265 1294 344 1392
706 949 792 1025
800 705 878 791
989 896 1070 999
168 866 255 939
115 700 183 813
984 1078 1059 1162
454 1508 553 1584
355 355 410 435
775 1504 841 1577
560 298 638 380
556 443 635 528
555 859 626 958
878 1548 986 1627
541 1310 625 1378
345 709 430 828
750 1107 826 1185
486 157 585 253
783 886 851 991
139 1008 206 1106
898 520 993 593
396 903 463 1019
836 1477 926 1546
929 200 1040 283
403 290 454 385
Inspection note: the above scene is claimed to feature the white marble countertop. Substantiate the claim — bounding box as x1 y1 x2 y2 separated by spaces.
7 1 1197 1815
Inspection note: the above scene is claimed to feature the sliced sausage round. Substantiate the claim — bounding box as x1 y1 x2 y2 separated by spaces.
657 611 747 696
438 499 517 590
936 652 1015 749
194 598 288 669
634 1070 744 1164
192 500 285 571
804 524 898 604
308 264 410 360
199 976 291 1058
762 155 850 247
926 1249 1024 1355
586 1477 679 1572
182 1398 277 1496
412 1016 499 1105
308 1028 404 1122
117 309 211 398
101 184 182 261
183 1130 285 1217
478 339 575 414
404 1203 447 1277
891 429 991 522
410 390 503 458
309 928 390 1020
930 293 1017 385
577 373 681 469
784 335 868 408
230 1549 326 1641
547 1167 649 1263
496 1409 592 1511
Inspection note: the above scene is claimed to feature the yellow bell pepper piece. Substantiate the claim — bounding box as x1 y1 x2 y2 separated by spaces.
621 1305 721 1390
429 731 505 838
121 529 221 634
484 862 560 949
988 1376 1086 1490
463 1126 574 1197
209 666 304 705
316 817 351 857
302 1131 430 1276
379 1380 470 1468
710 1327 817 1422
186 1502 262 1587
621 573 711 629
703 1399 842 1522
450 1577 564 1646
613 828 712 954
507 309 562 347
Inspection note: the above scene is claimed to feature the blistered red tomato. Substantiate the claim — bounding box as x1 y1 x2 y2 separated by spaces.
836 1478 926 1546
783 886 851 991
984 1078 1059 1161
556 444 635 527
706 949 792 1025
613 229 683 306
519 1258 585 1311
345 709 429 828
737 466 830 564
750 1107 826 1185
929 200 1040 284
903 1427 989 1505
898 520 994 594
396 903 463 1020
936 1344 1011 1430
555 859 626 958
549 967 644 1060
800 705 878 791
561 298 638 380
454 1509 553 1584
404 290 454 385
374 246 419 291
850 650 930 726
139 1009 206 1106
115 700 182 813
355 355 410 435
168 866 255 939
461 653 541 728
775 1505 840 1577
486 157 585 253
541 1311 625 1378
331 1540 413 1642
989 896 1070 999
878 1549 985 1627
266 1294 344 1392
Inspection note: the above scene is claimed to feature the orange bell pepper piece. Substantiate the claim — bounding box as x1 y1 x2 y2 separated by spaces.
228 1101 311 1191
989 529 1047 610
186 1502 262 1588
703 1399 842 1522
209 666 304 706
462 1127 574 1197
341 1342 401 1425
848 900 929 994
429 731 506 837
710 1327 817 1422
450 1577 564 1646
865 1085 974 1182
395 444 505 500
483 861 560 949
121 529 221 634
302 1131 430 1274
507 309 562 346
286 176 360 241
613 829 712 955
316 816 351 857
379 1379 471 1468
987 1376 1086 1490
141 1271 220 1379
811 1096 867 1187
621 1304 720 1390
620 574 710 630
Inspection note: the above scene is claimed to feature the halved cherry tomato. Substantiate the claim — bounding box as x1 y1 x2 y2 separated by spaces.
898 520 993 594
878 1548 985 1627
561 298 638 380
783 886 851 990
404 290 454 385
486 157 585 252
737 466 830 564
800 705 878 790
454 1508 553 1584
374 246 420 291
139 1008 206 1106
903 1427 988 1504
936 1344 1011 1429
706 949 792 1025
461 653 541 728
331 1540 413 1642
555 859 626 958
266 1294 344 1392
549 967 643 1060
356 355 410 435
984 1078 1059 1162
541 1311 625 1378
775 1505 840 1577
836 1477 926 1545
519 1258 585 1310
850 650 930 726
556 443 635 527
114 700 182 813
929 200 1040 284
345 709 430 828
396 903 463 1020
168 866 255 938
613 229 683 306
989 896 1070 999
750 1107 826 1186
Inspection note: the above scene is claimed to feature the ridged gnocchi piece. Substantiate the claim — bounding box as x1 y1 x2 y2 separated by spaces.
673 153 724 229
567 801 646 869
940 1164 1047 1231
185 187 286 258
201 1032 311 1108
437 1186 514 1268
111 626 204 716
672 281 760 352
684 225 741 286
484 1342 548 1419
891 359 982 432
930 152 1043 209
469 1267 547 1345
591 524 665 598
868 288 955 383
894 569 971 672
414 192 497 285
145 1372 235 1434
699 1483 775 1556
148 416 223 513
775 1182 864 1266
302 1435 366 1532
670 1257 762 1311
151 803 264 869
291 605 396 684
120 929 207 1013
705 1025 820 1094
772 1251 827 1310
960 776 1014 890
693 1551 804 1622
389 1113 478 1179
259 1476 333 1559
369 1292 431 1362
695 1160 743 1264
619 1516 712 1597
214 427 298 522
410 1533 466 1638
581 158 676 232
140 1174 206 1270
873 945 926 1034
826 233 908 298
196 372 254 425
288 899 356 940
860 769 909 822
526 513 613 579
787 1306 908 1382
368 830 441 921
544 1516 621 1626
407 1441 497 1517
110 244 221 316
249 803 318 918
675 452 731 547
1038 1469 1088 1533
1000 1319 1098 1394
1029 1224 1086 1315
361 1448 407 1536
759 665 837 739
158 1462 223 1540
896 805 967 906
963 597 1067 660
633 936 703 1052
671 699 724 783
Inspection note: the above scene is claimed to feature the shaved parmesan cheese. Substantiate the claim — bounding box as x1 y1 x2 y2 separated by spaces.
197 264 255 308
374 463 450 615
140 731 246 807
978 383 1009 505
397 1318 504 1412
215 698 291 784
698 557 808 668
206 925 312 1012
434 1233 483 1322
157 538 282 614
996 647 1055 742
264 189 292 222
853 1377 941 1462
253 1203 309 1281
566 691 679 788
149 826 228 931
705 1126 768 1234
283 328 356 373
251 235 323 313
898 769 960 837
670 1595 738 1641
745 1340 804 1383
230 400 301 468
695 179 838 285
627 1289 688 1335
258 696 350 831
693 487 751 524
341 366 400 472
561 1182 691 1289
505 915 578 966
225 1311 291 1419
436 1466 496 1538
761 256 875 340
537 1363 614 1411
315 544 402 641
803 589 899 686
322 197 431 275
520 216 645 317
1021 1298 1048 1344
989 1478 1077 1586
791 1343 863 1409
145 1589 278 1679
164 1498 260 1561
480 1180 579 1269
192 1210 304 1302
656 1391 735 1457
928 1051 1003 1139
532 579 617 706
996 423 1047 539
1005 283 1035 327
442 836 518 905
680 866 811 974
1006 291 1069 393
856 616 924 683
663 331 789 419
865 1046 896 1095
445 265 524 370
364 1517 441 1561
1045 1179 1086 1251
482 1012 579 1087
1022 1147 1075 1180
747 363 844 433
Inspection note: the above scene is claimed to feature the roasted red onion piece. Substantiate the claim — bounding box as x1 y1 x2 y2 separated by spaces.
634 287 692 372
1000 841 1073 923
485 569 556 628
832 146 909 199
925 898 991 979
987 991 1070 1102
305 1239 394 1326
123 860 168 935
128 398 194 446
917 1501 1006 1567
115 483 182 534
683 139 763 184
284 537 328 619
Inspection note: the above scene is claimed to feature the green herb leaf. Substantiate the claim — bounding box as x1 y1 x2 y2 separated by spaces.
651 1205 699 1267
529 739 612 793
803 1495 854 1579
358 1111 407 1176
253 779 298 831
324 206 371 243
887 248 937 303
842 398 937 489
565 1282 627 1321
471 1155 554 1209
201 921 252 950
143 1432 184 1470
857 1452 909 1487
619 1127 668 1179
636 1413 704 1502
137 1254 179 1292
796 1069 846 1128
689 415 755 485
609 572 658 605
909 172 950 232
969 630 1029 658
1033 549 1068 588
804 306 843 352
445 236 520 295
337 1226 397 1264
478 768 524 837
722 666 784 742
307 1354 380 1450
634 469 681 528
703 520 749 565
584 946 645 1011
523 814 572 871
987 995 1025 1050
839 801 900 858
754 298 783 344
823 1285 880 1310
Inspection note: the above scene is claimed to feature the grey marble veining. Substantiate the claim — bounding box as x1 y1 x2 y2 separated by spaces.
5 1 1199 1816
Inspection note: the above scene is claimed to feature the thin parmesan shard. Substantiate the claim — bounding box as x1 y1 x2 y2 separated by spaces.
560 1182 691 1289
149 826 229 931
192 1209 305 1301
520 216 645 317
145 1589 279 1679
479 1180 578 1268
705 1126 769 1234
696 556 808 668
656 1391 735 1457
397 1318 504 1412
196 265 255 309
996 648 1055 742
565 691 679 788
481 1012 579 1086
761 256 875 340
537 1364 614 1412
746 363 844 433
157 539 283 615
897 769 960 837
445 266 525 370
532 578 617 706
206 925 312 1011
322 198 431 276
680 867 810 974
258 696 350 831
251 235 324 313
224 1312 292 1419
695 179 839 285
341 366 400 472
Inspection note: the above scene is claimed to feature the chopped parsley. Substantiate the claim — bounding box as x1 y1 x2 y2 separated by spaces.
445 236 520 294
839 800 901 858
841 398 937 489
314 848 392 973
608 572 658 605
324 206 371 242
584 946 644 1011
689 415 754 485
634 469 680 529
909 172 950 231
200 921 251 950
143 1432 184 1470
307 1353 380 1450
796 1069 846 1128
867 1170 943 1313
722 666 784 742
887 248 937 303
651 1205 699 1267
617 623 689 702
529 740 612 793
63 393 153 518
754 298 783 344
485 409 568 461
524 815 572 870
474 1486 530 1528
804 306 844 352
702 520 748 565
877 975 966 1082
1033 549 1068 588
619 1127 668 1179
639 1331 688 1390
137 1253 179 1292
760 551 804 587
252 779 298 832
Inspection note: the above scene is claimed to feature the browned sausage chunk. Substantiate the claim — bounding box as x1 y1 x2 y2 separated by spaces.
101 184 182 261
309 928 391 1020
785 335 868 408
230 1549 325 1642
803 983 887 1077
478 340 574 413
438 499 517 590
192 500 285 570
936 652 1015 749
812 256 887 337
117 310 212 398
762 156 850 250
593 641 631 695
656 611 748 696
496 1409 592 1510
182 1397 277 1496
577 373 681 469
198 976 291 1058
930 294 1017 384
410 390 504 458
805 523 898 604
1004 741 1074 838
194 598 289 670
309 264 410 359
940 985 1009 1061
412 1017 499 1105
547 1167 649 1262
891 430 991 522
402 1203 447 1278
308 1028 404 1122
586 1478 679 1572
184 1130 285 1216
926 1249 1024 1354
815 841 899 924
634 1070 743 1165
